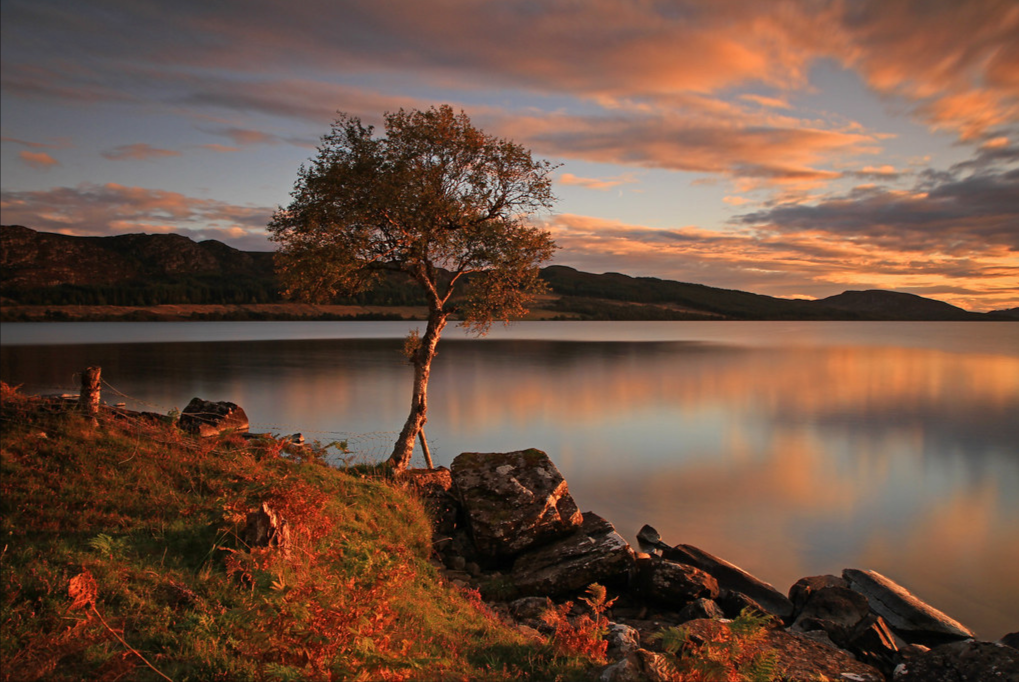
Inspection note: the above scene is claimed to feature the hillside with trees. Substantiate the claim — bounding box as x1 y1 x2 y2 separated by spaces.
1 225 1008 321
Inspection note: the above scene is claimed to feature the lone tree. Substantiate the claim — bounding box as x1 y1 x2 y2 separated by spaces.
268 105 558 472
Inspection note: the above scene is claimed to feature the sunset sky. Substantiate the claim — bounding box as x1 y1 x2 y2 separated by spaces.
2 0 1017 311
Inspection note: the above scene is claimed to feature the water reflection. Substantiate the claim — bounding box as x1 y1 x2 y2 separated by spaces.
2 326 1017 639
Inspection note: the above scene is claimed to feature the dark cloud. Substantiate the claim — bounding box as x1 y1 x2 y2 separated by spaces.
736 159 1019 253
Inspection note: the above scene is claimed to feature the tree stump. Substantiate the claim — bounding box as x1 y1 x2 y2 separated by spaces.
244 502 291 558
78 366 101 424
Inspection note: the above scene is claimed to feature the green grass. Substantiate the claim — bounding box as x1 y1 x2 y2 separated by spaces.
0 384 601 681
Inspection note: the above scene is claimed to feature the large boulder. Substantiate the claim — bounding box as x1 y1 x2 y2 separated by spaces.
510 512 634 597
789 574 849 615
450 449 583 560
789 585 872 645
843 568 975 645
178 397 249 437
663 543 793 620
893 640 1019 682
638 555 719 608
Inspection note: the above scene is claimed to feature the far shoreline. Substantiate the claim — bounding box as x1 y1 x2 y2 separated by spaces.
2 302 1015 323
0 302 573 323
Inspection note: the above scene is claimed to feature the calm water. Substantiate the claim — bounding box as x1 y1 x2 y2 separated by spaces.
3 321 1018 639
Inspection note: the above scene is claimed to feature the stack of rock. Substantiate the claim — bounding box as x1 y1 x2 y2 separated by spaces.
402 447 1018 682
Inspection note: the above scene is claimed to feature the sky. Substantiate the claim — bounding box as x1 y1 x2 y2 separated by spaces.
1 0 1017 312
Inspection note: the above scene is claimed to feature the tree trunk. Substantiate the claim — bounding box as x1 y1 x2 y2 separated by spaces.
389 311 448 472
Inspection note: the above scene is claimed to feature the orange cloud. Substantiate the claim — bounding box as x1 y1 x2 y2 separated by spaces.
838 0 1019 140
202 127 281 146
5 0 1013 147
18 151 59 169
857 165 899 177
102 143 181 161
739 94 792 110
199 143 242 153
545 208 1019 312
558 172 637 191
496 105 877 190
0 183 273 250
981 137 1010 150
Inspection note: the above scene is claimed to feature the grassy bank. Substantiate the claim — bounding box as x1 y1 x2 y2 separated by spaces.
0 385 602 681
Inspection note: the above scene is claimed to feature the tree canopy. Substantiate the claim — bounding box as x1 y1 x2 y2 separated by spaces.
269 105 558 470
269 105 557 331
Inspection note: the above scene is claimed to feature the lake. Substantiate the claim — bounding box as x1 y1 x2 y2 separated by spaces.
2 320 1017 639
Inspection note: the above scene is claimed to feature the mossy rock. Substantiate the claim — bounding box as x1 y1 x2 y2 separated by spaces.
450 449 583 560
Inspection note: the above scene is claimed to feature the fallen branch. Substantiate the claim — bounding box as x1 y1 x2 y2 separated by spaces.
89 604 174 682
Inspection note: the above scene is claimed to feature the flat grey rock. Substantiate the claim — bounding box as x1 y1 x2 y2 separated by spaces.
843 568 975 644
663 543 793 619
510 512 634 597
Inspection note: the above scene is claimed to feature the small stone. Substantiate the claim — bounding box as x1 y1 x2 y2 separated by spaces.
678 598 725 622
509 596 548 621
599 656 641 682
606 622 641 656
178 397 249 437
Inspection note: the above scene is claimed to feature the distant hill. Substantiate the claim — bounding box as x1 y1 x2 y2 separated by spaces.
541 265 832 320
536 266 1008 321
1 225 1009 320
815 290 976 321
1 224 277 306
990 307 1019 320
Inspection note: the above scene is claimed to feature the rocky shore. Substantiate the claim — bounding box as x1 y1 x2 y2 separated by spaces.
155 397 1019 680
396 448 1016 682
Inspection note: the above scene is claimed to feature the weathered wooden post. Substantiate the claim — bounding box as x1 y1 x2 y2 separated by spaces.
78 366 101 424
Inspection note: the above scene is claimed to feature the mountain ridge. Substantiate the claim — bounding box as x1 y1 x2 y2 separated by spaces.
1 224 1009 321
